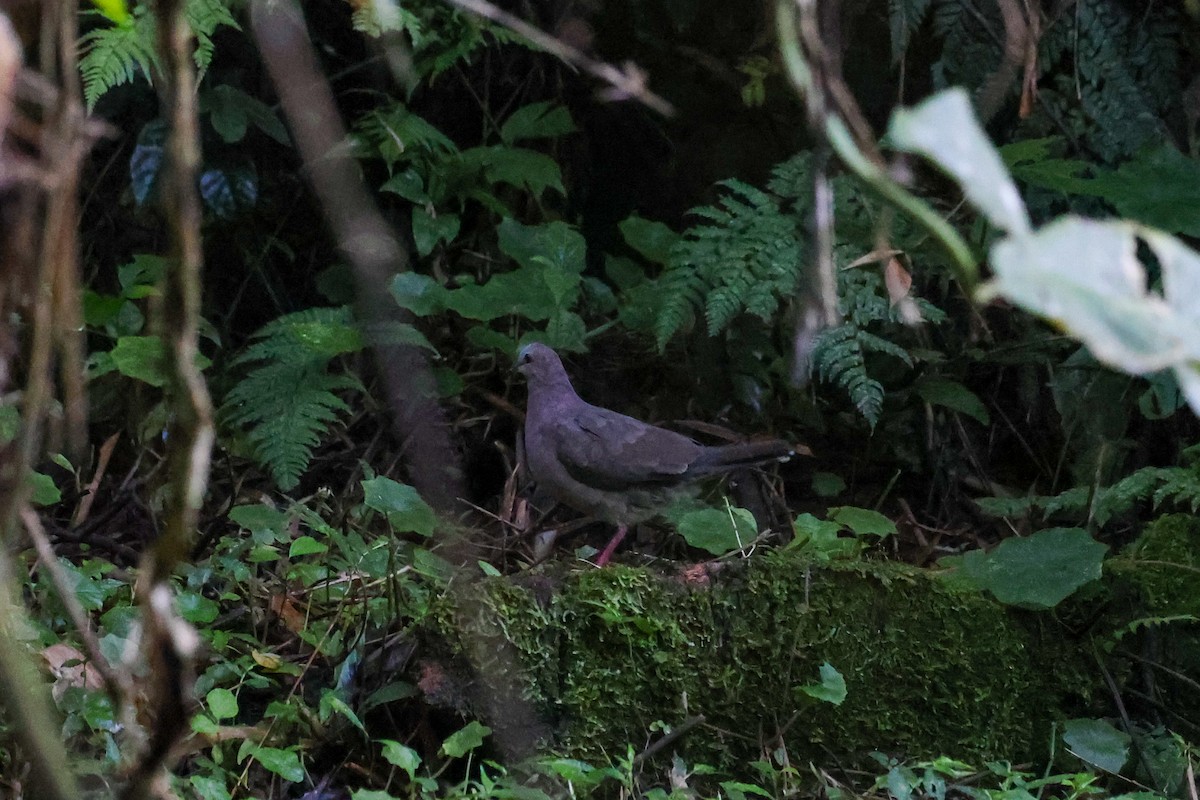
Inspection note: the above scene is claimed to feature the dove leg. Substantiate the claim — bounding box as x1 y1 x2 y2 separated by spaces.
593 525 628 567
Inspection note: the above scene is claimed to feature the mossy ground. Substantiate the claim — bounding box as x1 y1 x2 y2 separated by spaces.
429 550 1102 773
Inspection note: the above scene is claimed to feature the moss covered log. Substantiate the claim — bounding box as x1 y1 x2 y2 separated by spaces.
425 557 1080 768
414 515 1200 774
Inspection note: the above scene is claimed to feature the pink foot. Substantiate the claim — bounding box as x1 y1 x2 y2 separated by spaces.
594 525 628 567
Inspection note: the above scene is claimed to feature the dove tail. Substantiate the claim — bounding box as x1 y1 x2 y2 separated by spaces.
687 439 794 477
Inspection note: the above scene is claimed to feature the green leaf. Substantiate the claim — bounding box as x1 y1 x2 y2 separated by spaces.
788 513 859 561
319 690 366 733
888 88 1030 236
248 746 305 782
618 215 679 264
189 774 231 800
1062 718 1130 773
720 781 774 800
440 721 491 758
361 477 437 536
229 504 291 536
497 218 586 275
1085 146 1200 237
915 377 990 425
676 506 758 555
460 145 564 197
390 272 446 317
959 527 1107 609
206 688 239 720
810 472 846 498
110 335 211 387
380 739 422 779
289 536 328 557
28 471 61 506
201 84 289 145
828 506 896 538
499 101 575 144
110 336 168 386
411 209 460 257
177 590 219 624
799 662 847 705
380 170 428 203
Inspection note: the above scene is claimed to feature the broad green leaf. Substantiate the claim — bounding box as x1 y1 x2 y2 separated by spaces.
829 506 896 537
1085 146 1200 237
248 746 305 782
497 218 586 275
788 513 860 561
390 272 446 317
201 85 289 145
440 720 491 758
618 215 679 265
229 504 291 536
1063 718 1130 773
361 477 436 536
810 472 846 497
460 145 564 197
543 310 588 352
380 739 422 779
1001 136 1097 196
289 536 327 557
915 377 990 425
676 506 758 555
28 471 60 506
412 547 454 582
411 208 460 257
206 688 239 720
380 169 428 203
499 101 575 144
110 336 168 386
83 292 126 328
444 267 558 322
799 662 846 705
889 88 1030 236
959 527 1106 609
177 590 219 624
721 781 774 800
189 774 232 800
368 320 436 352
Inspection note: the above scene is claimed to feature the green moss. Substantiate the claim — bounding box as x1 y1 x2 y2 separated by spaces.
430 552 1095 772
1112 513 1200 616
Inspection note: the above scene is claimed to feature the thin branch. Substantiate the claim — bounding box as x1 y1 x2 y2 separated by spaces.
21 507 130 703
441 0 674 116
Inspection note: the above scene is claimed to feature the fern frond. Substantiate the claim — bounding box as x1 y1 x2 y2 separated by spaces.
889 0 932 62
79 0 238 110
186 0 240 73
80 15 158 110
814 325 884 426
221 307 365 490
654 178 800 348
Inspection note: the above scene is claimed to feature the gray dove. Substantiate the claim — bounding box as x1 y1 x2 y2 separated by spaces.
516 342 793 565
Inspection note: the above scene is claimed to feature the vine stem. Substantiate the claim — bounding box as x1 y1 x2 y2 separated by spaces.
775 0 979 292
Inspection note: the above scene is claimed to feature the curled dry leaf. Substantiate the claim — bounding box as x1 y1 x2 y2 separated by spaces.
41 642 105 701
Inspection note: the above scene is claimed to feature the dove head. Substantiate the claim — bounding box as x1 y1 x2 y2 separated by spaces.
516 342 573 393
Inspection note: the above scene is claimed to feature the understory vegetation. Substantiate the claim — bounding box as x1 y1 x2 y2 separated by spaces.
1 0 1199 798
